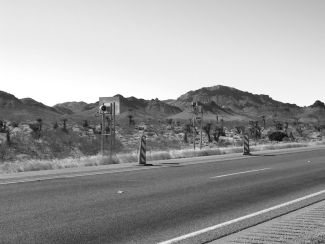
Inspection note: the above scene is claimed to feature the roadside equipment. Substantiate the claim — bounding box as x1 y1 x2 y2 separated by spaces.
138 135 147 165
243 134 251 155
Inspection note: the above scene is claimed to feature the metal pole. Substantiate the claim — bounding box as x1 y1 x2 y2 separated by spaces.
193 117 196 150
101 113 104 156
109 103 113 163
113 102 115 149
200 110 203 149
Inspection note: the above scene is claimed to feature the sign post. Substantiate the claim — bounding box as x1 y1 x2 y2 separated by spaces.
195 116 203 149
191 101 203 150
98 97 120 161
193 117 196 150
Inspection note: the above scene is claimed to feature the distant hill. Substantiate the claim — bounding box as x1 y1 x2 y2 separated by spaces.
0 90 21 108
21 98 58 113
0 91 63 123
54 101 88 115
78 95 182 120
177 85 296 108
172 85 303 122
310 100 325 109
145 98 182 115
0 85 324 125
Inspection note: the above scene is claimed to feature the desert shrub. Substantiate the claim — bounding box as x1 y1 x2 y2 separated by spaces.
9 133 48 159
196 150 210 157
77 135 101 156
83 120 89 128
282 136 291 142
61 118 68 133
146 132 155 137
166 119 173 125
268 131 288 142
216 138 232 147
43 131 124 158
11 121 19 127
203 123 212 142
42 130 75 158
53 122 59 130
213 126 225 142
98 156 119 165
1 127 126 161
0 143 11 161
148 137 181 151
29 123 42 139
29 123 39 133
0 120 6 133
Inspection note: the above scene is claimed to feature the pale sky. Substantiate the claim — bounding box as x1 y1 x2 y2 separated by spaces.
0 0 324 106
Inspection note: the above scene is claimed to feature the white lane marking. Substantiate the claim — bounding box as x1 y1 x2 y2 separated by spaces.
0 167 157 185
0 167 271 185
158 189 325 244
210 168 271 179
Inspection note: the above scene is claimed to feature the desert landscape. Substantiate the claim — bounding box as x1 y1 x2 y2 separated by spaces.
0 85 324 173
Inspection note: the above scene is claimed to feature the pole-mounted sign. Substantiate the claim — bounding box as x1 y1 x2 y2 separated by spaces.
99 104 111 114
98 97 122 160
99 97 122 115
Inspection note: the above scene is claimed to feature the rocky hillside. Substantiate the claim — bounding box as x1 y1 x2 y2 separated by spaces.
0 85 324 125
171 85 305 122
310 100 325 109
77 95 182 119
54 101 88 114
0 91 22 108
0 91 63 123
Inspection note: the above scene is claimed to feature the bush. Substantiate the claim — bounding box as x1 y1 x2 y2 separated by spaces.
0 129 125 162
0 143 10 161
268 131 288 142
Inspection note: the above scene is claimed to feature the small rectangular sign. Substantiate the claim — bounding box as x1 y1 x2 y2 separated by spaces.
99 97 121 115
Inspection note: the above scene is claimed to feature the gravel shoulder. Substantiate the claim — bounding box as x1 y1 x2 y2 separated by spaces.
211 200 325 244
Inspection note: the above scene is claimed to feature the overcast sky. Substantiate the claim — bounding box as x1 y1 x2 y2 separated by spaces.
0 0 324 106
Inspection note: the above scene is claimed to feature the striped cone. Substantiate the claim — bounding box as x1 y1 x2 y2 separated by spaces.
138 135 147 165
243 135 251 155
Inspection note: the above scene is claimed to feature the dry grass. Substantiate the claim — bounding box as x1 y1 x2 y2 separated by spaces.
1 140 324 174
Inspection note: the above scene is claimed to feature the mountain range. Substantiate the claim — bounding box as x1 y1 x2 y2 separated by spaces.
0 85 324 125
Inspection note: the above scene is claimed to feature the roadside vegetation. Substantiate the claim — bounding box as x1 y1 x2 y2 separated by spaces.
0 117 324 173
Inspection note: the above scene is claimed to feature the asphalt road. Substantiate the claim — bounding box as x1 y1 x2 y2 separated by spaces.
1 149 325 244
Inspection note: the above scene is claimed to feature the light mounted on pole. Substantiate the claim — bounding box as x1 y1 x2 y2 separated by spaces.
99 104 112 114
100 105 107 113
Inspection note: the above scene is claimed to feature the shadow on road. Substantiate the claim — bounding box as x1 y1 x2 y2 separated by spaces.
249 153 276 157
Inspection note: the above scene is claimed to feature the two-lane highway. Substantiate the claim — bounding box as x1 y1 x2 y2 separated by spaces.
1 148 325 243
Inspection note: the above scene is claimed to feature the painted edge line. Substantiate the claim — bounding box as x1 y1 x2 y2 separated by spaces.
0 155 262 185
158 189 325 244
0 166 158 185
210 168 271 179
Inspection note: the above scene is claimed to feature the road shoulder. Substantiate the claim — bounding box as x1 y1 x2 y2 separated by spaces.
211 199 325 244
1 145 324 184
